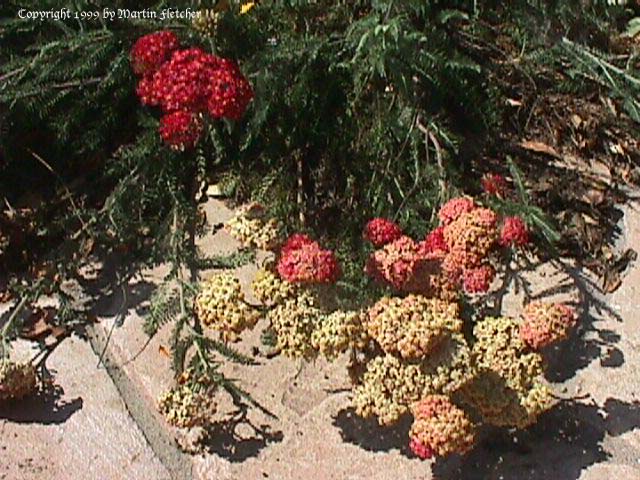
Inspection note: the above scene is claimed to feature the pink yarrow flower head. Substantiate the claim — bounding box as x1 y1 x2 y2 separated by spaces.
409 395 475 459
520 301 577 349
462 264 495 294
365 236 426 290
500 216 530 247
130 31 179 76
438 197 475 226
159 111 203 150
481 173 509 197
409 437 435 460
277 234 340 284
364 218 403 247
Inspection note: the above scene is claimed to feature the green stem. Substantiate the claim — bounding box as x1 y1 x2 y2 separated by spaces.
1 296 29 360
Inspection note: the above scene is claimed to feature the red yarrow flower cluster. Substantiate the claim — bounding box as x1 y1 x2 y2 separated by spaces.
277 234 340 284
140 48 225 113
364 218 402 247
159 111 203 150
281 233 314 256
481 173 509 197
130 31 179 76
422 226 448 257
131 33 253 149
499 216 530 247
207 61 255 121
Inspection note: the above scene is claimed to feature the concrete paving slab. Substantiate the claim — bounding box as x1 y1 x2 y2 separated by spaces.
0 336 170 480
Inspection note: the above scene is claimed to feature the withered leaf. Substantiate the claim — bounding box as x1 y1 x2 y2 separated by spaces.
602 249 637 293
158 344 171 358
21 308 67 341
520 140 561 158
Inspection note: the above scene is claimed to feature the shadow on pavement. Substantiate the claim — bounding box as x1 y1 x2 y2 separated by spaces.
434 398 640 480
204 408 284 463
332 397 640 479
0 383 83 425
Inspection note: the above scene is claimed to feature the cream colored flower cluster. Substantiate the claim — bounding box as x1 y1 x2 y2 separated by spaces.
364 295 462 360
266 292 320 358
0 361 37 402
311 310 369 360
157 383 216 428
195 273 260 341
409 395 476 459
224 203 282 250
463 316 552 428
352 335 474 425
473 315 543 383
251 268 299 306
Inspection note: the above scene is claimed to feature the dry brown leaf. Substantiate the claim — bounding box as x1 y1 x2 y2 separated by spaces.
570 114 583 129
177 370 190 384
158 344 171 358
582 189 606 206
520 140 561 158
602 273 622 293
602 249 637 293
21 308 67 341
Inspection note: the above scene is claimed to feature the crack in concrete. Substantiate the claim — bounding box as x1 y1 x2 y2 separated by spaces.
87 325 193 480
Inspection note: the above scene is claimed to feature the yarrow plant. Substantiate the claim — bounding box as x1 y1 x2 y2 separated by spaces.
123 28 578 454
364 197 531 298
131 31 253 149
128 32 263 442
201 191 578 461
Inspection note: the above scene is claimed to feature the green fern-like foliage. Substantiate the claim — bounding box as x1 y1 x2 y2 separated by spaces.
143 284 182 337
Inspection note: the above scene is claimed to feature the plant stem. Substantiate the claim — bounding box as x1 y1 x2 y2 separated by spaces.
1 296 28 359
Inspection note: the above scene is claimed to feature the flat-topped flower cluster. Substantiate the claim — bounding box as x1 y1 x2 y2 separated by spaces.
131 31 253 149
